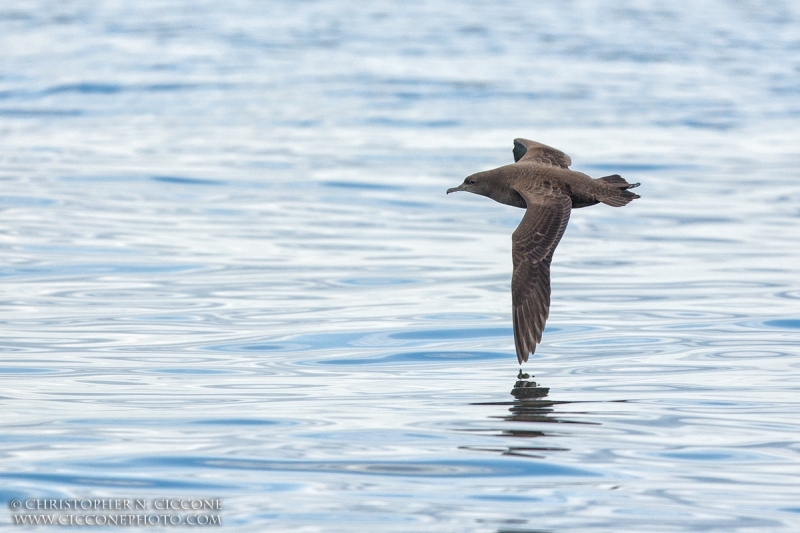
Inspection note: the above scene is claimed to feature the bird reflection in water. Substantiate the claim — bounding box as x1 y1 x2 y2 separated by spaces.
461 371 597 458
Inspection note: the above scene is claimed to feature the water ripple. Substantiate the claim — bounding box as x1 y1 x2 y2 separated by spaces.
2 1 800 531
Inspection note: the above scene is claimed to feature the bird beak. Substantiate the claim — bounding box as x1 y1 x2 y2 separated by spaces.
446 184 465 194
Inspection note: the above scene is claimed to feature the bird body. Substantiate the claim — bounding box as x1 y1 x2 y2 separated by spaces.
447 139 640 364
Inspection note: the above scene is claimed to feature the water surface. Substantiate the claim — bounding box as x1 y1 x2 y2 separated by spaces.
1 1 800 531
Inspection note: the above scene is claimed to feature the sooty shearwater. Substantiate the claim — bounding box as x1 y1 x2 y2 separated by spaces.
447 138 640 364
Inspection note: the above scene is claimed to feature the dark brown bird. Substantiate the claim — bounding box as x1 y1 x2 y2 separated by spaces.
447 138 640 364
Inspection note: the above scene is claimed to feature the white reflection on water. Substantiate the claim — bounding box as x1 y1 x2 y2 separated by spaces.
1 0 800 531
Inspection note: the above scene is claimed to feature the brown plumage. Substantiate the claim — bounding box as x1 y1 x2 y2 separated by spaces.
447 138 640 364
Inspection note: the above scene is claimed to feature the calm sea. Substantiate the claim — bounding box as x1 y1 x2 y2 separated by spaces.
1 1 800 531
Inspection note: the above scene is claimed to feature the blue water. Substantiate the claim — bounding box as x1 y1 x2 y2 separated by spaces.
2 1 800 531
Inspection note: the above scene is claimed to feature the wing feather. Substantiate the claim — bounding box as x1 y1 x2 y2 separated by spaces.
513 138 572 169
511 183 572 363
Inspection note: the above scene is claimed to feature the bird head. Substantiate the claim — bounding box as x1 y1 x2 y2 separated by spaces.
447 172 490 197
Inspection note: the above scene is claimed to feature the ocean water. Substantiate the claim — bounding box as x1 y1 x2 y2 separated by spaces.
1 1 800 531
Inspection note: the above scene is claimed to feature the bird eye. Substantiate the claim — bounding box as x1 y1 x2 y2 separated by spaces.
467 179 476 184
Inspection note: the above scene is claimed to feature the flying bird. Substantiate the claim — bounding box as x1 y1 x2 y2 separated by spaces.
447 139 640 364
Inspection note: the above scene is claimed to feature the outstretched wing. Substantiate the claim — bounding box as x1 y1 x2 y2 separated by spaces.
511 183 572 363
513 138 572 169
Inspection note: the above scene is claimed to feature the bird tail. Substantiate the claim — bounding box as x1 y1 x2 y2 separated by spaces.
597 174 640 207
